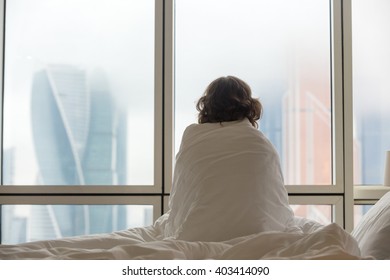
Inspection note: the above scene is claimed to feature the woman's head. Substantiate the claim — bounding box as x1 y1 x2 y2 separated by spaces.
196 76 262 128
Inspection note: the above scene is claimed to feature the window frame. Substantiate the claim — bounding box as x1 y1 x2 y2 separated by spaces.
0 0 164 194
0 0 165 242
289 195 344 226
0 196 161 243
0 195 161 221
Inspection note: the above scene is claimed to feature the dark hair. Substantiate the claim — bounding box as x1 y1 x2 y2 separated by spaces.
196 76 262 128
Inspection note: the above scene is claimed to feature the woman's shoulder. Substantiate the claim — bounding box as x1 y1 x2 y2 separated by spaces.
182 123 199 136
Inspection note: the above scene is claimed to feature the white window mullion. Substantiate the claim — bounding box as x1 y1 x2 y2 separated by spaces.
164 0 175 195
341 0 354 232
0 195 161 221
155 0 164 194
330 0 354 231
331 0 346 195
0 0 4 182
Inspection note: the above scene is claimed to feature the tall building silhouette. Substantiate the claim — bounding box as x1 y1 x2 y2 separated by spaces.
31 65 88 185
26 64 129 240
31 65 127 185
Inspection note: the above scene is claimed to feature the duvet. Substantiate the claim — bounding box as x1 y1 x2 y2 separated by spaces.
0 215 361 260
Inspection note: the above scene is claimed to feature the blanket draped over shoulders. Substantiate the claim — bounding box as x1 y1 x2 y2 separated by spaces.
164 119 294 241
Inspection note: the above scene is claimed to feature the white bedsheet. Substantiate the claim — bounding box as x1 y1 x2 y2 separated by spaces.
0 216 361 260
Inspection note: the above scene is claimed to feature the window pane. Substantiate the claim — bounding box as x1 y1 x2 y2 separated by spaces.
175 0 332 185
3 0 155 185
352 0 390 185
1 205 153 244
291 204 332 225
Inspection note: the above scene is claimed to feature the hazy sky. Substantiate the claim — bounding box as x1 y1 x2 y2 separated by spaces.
175 0 330 150
4 0 155 184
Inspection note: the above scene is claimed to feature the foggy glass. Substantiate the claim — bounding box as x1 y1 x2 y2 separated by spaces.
174 0 332 185
290 204 332 225
1 204 153 244
352 0 390 185
3 0 155 186
353 205 373 228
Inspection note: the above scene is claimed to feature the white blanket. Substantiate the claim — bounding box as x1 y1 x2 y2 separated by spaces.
0 119 362 259
0 216 361 259
165 119 294 241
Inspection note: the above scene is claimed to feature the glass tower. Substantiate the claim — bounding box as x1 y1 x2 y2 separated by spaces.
27 64 128 240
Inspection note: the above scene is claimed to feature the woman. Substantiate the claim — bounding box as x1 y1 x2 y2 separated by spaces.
165 76 294 242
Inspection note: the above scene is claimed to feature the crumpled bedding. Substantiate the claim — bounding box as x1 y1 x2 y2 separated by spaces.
0 119 363 259
0 215 361 259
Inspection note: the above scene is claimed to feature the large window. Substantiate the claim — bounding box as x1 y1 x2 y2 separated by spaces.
175 0 332 186
174 0 341 228
3 0 156 186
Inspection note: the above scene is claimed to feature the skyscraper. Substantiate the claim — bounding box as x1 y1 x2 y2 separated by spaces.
27 64 128 239
31 65 88 185
31 65 127 185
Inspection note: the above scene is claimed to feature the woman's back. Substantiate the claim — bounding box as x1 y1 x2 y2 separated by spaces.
165 119 294 241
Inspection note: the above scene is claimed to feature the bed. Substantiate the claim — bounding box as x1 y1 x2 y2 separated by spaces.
1 188 390 260
0 215 362 260
3 196 390 260
1 120 389 260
